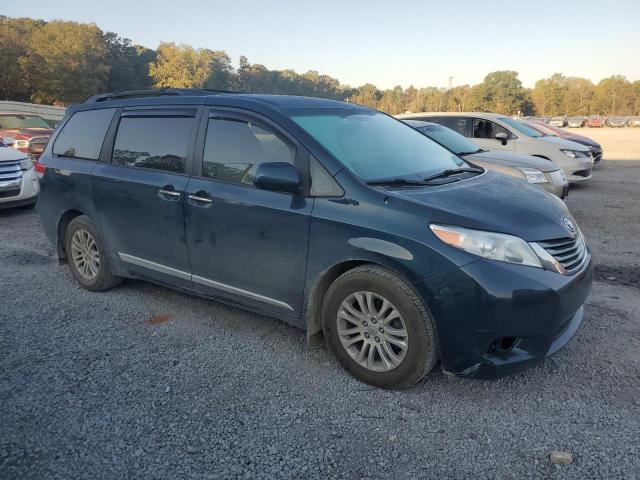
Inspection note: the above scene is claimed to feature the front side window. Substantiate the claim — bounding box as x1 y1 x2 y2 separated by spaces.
202 117 295 185
291 109 464 182
416 125 480 155
433 116 468 136
472 119 511 140
112 116 194 174
53 108 116 160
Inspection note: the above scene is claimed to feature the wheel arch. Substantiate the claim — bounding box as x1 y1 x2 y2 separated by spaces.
57 209 85 263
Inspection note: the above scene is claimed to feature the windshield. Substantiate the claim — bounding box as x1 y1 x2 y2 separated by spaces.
0 115 51 130
415 125 480 155
499 117 543 137
529 122 557 136
291 109 464 181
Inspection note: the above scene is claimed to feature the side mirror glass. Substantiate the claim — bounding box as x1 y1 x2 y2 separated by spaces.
494 132 508 145
253 162 300 193
2 136 16 147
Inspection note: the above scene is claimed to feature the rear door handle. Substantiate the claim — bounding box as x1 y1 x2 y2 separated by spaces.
188 192 213 207
158 186 181 201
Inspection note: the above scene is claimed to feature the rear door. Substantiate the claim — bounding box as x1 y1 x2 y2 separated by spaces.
91 106 199 287
471 118 516 151
184 108 312 318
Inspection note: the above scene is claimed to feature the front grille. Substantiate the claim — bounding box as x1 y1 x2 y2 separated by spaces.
537 234 588 275
28 135 50 155
0 188 20 199
0 161 22 182
573 168 592 177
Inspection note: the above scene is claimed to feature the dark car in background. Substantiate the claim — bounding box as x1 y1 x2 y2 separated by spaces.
587 115 605 128
37 89 592 388
527 121 603 165
402 119 569 198
0 113 53 159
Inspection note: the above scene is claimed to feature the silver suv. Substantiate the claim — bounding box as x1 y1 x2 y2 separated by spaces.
397 112 594 183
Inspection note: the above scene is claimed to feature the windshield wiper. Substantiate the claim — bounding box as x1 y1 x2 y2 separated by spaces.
458 149 483 156
366 178 429 187
423 167 483 182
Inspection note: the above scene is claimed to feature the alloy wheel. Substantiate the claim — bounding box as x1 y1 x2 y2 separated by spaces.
337 291 409 372
70 228 100 280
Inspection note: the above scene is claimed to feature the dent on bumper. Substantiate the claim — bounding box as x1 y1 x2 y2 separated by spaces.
416 255 593 380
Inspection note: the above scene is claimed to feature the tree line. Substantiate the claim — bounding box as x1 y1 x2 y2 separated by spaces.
2 16 639 116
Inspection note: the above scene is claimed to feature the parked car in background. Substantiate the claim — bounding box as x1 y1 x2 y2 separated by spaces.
0 113 53 159
568 116 587 128
397 112 594 183
549 116 568 127
37 89 592 388
0 137 39 210
627 116 640 127
587 115 605 128
527 121 603 165
606 116 627 127
402 119 569 198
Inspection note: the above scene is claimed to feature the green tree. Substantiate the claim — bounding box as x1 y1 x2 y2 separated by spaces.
104 32 156 92
149 42 214 88
532 74 567 116
27 20 109 103
348 84 381 108
473 71 529 115
593 75 634 115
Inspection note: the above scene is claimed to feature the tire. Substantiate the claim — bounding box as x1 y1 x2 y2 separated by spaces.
322 265 438 389
64 215 121 291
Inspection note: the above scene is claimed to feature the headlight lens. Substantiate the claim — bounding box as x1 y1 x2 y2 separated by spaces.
430 224 542 268
560 149 589 158
518 168 547 184
19 158 34 170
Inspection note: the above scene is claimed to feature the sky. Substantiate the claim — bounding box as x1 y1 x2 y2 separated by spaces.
3 0 640 89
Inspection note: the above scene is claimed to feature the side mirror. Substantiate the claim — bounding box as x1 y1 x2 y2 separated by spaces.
2 136 16 147
253 162 300 193
494 132 508 145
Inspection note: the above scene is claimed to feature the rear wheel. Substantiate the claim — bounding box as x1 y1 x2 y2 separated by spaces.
322 265 438 389
64 215 121 291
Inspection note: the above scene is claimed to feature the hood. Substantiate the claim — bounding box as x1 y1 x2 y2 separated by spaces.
0 146 30 162
539 135 590 151
392 170 574 242
465 149 559 172
3 127 54 137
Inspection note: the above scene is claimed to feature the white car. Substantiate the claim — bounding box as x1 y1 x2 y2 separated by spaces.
397 112 594 183
0 137 39 210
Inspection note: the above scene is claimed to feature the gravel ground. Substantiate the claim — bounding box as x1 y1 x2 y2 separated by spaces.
1 161 639 479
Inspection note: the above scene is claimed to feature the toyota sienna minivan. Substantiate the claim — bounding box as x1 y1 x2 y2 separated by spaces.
38 89 593 389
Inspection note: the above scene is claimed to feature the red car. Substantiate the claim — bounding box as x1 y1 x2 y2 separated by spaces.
586 115 605 128
0 113 54 159
528 121 604 164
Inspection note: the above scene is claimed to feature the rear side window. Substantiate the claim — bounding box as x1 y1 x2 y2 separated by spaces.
202 118 295 185
112 116 194 174
53 108 116 160
434 117 468 136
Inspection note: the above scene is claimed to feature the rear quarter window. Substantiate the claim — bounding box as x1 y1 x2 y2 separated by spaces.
53 108 116 160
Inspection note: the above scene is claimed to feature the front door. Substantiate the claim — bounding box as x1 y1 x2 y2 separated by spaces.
184 109 312 318
91 107 198 287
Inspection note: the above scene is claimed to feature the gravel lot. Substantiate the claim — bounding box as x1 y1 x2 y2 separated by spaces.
1 161 639 479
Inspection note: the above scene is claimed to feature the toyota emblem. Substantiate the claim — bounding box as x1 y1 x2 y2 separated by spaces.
563 217 576 233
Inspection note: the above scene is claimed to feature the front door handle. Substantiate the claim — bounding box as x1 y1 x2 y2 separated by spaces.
158 186 181 201
188 191 213 207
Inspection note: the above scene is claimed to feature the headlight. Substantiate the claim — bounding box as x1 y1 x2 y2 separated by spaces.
14 139 29 149
560 149 589 158
518 168 547 184
430 224 542 268
19 158 34 170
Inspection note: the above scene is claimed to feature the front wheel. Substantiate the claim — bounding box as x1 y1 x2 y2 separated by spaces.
322 265 438 389
64 215 121 291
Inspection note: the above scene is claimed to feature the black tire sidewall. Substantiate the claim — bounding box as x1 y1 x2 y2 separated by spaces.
322 268 436 389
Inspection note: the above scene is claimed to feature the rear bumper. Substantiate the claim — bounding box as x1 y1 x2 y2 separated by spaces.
416 252 593 379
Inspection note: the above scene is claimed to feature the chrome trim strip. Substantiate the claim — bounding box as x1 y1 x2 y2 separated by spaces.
192 274 293 311
117 252 293 311
117 253 191 280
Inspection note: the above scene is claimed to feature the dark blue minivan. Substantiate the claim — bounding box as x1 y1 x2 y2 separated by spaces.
38 89 593 388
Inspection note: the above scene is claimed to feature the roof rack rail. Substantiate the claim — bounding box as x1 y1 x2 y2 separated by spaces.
85 88 237 103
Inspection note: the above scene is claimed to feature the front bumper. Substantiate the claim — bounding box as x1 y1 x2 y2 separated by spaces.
416 252 593 379
0 167 39 210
